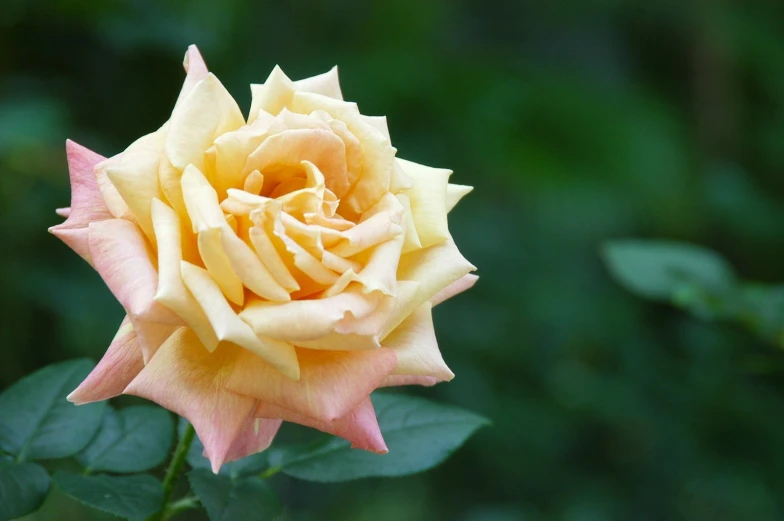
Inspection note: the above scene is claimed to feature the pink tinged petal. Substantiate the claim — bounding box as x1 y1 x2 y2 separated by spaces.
49 228 93 265
175 45 210 110
239 291 381 342
446 183 473 213
151 198 220 352
124 327 255 473
256 397 387 454
380 375 439 388
180 261 300 380
58 140 110 226
49 140 112 264
293 66 343 101
293 332 381 351
383 302 453 381
429 274 479 307
88 219 182 325
128 317 178 364
226 347 396 423
222 416 282 465
55 207 71 218
67 316 143 405
398 158 452 249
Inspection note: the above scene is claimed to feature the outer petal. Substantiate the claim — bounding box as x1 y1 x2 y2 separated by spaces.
383 237 475 337
446 183 473 213
222 415 282 465
429 274 479 307
226 348 396 423
67 317 143 405
293 66 343 100
398 158 451 248
101 128 167 244
175 45 210 109
383 302 453 381
128 317 178 364
248 66 296 121
397 193 422 254
162 73 244 215
124 327 255 473
256 397 387 453
380 375 439 387
49 140 112 264
88 219 181 325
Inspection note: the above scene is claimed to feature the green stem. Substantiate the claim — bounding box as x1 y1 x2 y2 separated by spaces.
162 496 199 521
260 465 281 479
147 423 196 521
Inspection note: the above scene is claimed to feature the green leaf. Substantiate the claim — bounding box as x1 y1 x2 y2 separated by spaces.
0 359 107 461
53 472 163 521
270 393 489 482
77 406 174 473
737 284 784 343
188 469 281 521
179 418 269 478
0 460 50 521
602 240 735 300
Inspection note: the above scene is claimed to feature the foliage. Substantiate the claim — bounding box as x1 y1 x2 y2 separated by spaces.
604 240 784 345
0 361 486 521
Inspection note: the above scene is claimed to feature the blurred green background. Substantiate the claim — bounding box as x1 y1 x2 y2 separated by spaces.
3 0 784 519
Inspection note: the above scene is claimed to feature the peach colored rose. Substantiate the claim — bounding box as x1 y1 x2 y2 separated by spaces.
51 45 476 472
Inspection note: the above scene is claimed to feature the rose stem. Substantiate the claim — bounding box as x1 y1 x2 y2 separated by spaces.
147 422 196 521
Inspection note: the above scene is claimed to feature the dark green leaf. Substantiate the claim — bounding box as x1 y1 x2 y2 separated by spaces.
188 469 281 521
0 359 107 461
179 417 269 478
77 406 174 473
270 393 489 482
602 240 735 300
0 460 50 521
53 472 163 521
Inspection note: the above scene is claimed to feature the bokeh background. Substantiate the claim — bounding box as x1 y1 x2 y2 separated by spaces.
3 0 784 520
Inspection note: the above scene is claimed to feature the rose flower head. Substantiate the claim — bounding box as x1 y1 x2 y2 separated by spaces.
50 45 477 472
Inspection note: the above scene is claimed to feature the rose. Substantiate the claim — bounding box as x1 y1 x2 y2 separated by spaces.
50 45 477 472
